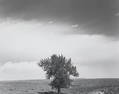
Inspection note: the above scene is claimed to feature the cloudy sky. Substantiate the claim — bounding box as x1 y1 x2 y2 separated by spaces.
0 0 119 80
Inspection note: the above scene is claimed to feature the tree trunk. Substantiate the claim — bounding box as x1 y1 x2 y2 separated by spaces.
57 87 61 94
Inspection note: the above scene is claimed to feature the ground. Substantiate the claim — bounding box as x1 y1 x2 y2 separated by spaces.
0 79 119 94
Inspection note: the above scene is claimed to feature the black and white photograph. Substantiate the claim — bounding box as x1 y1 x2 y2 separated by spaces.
0 0 119 94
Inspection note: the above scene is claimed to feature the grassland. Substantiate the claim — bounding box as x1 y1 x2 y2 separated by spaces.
0 78 119 94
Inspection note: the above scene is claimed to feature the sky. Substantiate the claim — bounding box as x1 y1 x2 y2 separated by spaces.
0 0 119 81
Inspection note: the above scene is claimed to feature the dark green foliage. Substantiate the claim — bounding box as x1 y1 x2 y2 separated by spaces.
38 54 79 94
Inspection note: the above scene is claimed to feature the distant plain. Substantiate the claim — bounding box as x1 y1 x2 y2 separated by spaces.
0 79 119 94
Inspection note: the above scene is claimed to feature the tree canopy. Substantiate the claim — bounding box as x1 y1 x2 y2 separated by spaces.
38 54 79 94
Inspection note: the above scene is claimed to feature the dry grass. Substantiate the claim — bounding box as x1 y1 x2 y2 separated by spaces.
0 79 119 94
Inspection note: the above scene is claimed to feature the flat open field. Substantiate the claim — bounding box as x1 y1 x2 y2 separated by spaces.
0 79 119 94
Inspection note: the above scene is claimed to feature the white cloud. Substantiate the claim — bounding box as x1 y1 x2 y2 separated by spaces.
0 61 45 81
48 21 54 24
0 19 119 80
71 24 79 28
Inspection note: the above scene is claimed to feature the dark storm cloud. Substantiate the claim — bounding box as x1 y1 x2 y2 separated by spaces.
0 0 119 37
0 0 72 21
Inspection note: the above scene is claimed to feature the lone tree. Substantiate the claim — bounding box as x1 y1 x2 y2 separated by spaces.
38 54 79 94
